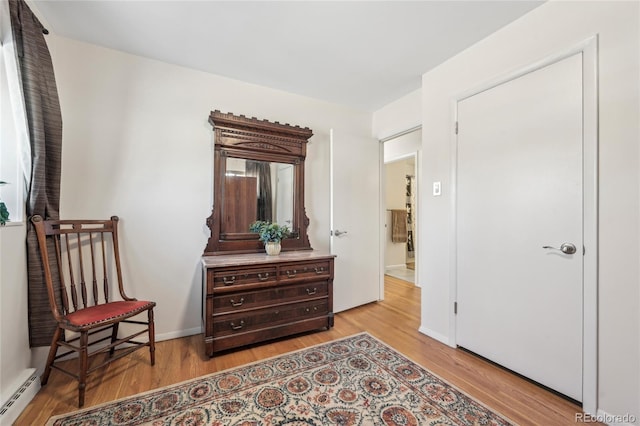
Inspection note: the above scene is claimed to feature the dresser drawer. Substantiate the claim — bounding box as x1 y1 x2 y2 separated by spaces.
278 260 331 282
212 299 329 337
213 281 328 315
208 266 277 293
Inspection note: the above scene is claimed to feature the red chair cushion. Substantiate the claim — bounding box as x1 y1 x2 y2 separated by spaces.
65 300 155 327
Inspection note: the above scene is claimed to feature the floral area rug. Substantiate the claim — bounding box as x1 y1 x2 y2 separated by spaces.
46 333 514 425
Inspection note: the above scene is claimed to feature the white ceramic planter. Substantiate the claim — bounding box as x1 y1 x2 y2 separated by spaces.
265 241 281 256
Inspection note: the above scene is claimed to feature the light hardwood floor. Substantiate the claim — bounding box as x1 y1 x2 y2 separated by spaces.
16 275 592 425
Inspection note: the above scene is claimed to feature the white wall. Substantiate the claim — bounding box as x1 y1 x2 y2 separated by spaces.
419 0 639 421
44 35 373 344
0 223 32 402
383 129 421 163
372 88 421 140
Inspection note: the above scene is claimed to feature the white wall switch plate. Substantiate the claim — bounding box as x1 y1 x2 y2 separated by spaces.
433 181 441 196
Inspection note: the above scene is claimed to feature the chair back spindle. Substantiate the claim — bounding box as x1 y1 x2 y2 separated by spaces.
101 231 110 303
89 233 97 305
64 233 79 312
51 234 70 316
75 232 88 309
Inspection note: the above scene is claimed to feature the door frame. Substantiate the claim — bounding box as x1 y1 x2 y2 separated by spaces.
450 36 598 414
379 126 422 298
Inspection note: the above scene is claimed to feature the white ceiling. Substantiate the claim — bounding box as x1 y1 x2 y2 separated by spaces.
31 1 544 111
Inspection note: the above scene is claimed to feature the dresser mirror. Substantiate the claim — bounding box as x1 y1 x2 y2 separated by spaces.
204 110 313 254
220 157 295 237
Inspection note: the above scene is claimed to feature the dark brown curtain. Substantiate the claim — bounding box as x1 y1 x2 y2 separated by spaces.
9 0 63 347
246 161 273 222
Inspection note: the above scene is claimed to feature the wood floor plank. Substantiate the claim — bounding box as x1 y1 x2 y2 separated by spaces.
14 275 595 425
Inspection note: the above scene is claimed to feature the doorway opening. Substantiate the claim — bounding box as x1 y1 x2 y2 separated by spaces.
381 128 421 288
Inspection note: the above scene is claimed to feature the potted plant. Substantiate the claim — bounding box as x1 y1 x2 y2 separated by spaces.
249 220 290 255
0 181 9 226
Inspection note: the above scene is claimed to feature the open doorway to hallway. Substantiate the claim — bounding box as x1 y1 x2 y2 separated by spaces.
382 128 420 287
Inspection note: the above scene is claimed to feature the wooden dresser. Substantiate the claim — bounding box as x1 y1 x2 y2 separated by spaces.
202 251 335 356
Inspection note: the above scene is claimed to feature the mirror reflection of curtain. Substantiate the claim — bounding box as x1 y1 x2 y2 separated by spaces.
246 161 272 221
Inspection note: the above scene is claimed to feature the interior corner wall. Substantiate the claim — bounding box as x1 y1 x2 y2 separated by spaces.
420 0 639 420
44 34 373 343
372 88 421 140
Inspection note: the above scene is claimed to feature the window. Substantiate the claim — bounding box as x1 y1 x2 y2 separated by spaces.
0 19 27 225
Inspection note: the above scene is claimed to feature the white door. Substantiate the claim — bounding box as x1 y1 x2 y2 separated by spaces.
330 129 381 312
456 53 583 401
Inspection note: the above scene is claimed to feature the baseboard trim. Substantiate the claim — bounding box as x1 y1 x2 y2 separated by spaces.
385 264 406 269
418 325 452 347
156 326 202 342
0 369 40 426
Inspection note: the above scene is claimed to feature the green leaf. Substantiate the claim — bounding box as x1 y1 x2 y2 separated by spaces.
0 202 10 225
249 220 290 243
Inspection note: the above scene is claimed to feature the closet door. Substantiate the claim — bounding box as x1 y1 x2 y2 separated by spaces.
456 53 583 401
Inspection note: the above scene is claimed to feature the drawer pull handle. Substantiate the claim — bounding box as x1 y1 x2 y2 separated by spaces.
306 288 317 295
230 298 244 307
286 270 297 278
314 267 325 274
305 308 310 313
230 320 245 330
258 273 269 281
223 276 236 285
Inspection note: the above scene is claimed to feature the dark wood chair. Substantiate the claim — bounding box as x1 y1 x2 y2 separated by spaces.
31 215 156 407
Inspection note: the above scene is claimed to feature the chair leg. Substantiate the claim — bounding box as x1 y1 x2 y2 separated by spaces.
148 308 155 366
109 323 119 357
41 327 63 386
78 331 89 407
